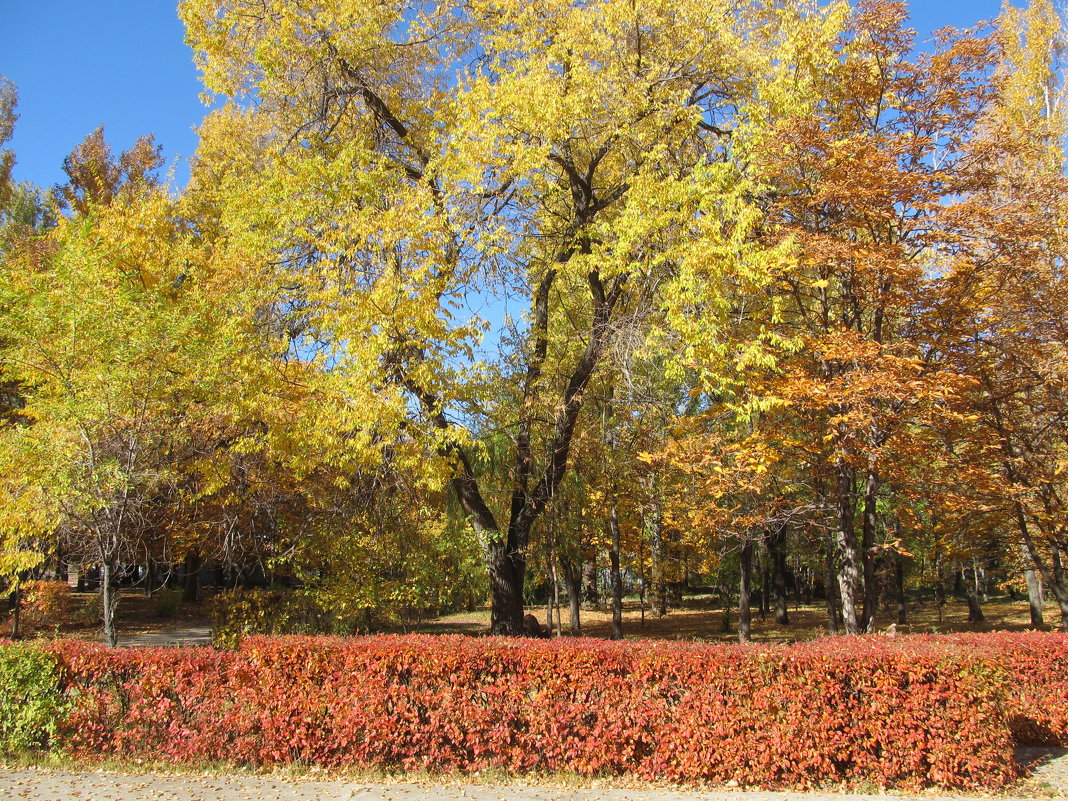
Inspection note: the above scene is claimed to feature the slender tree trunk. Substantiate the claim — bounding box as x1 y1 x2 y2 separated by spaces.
966 562 985 623
582 557 600 609
825 531 839 635
769 526 790 625
861 468 880 632
895 552 907 625
650 517 667 617
739 539 753 643
758 549 769 621
609 506 623 641
9 584 21 640
101 560 119 648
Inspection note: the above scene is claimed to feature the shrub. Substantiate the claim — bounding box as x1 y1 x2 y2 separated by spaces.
152 588 183 619
19 581 72 633
210 588 358 647
0 641 69 753
46 634 1025 790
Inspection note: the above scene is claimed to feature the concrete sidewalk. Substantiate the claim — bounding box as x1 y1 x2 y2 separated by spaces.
1 760 1064 801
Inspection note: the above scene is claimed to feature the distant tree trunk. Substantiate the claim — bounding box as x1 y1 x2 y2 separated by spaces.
609 506 623 641
582 557 600 609
650 506 667 617
719 581 733 633
183 550 201 603
758 549 769 621
966 563 985 623
769 526 790 625
895 552 908 626
561 558 582 633
9 584 21 640
739 539 753 643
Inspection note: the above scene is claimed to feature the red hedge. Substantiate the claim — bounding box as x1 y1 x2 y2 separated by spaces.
41 634 1046 790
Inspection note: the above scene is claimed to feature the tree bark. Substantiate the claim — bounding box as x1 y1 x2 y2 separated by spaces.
609 506 623 641
769 526 790 625
582 557 600 609
182 549 201 604
1023 542 1045 627
739 539 753 643
894 551 907 625
861 467 880 632
101 560 119 648
561 558 582 633
835 461 863 634
9 584 21 640
825 531 839 635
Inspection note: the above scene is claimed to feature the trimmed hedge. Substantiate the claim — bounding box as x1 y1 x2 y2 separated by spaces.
0 640 69 753
41 634 1038 790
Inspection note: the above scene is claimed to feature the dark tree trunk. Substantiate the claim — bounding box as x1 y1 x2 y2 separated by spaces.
825 531 839 635
758 550 769 621
769 526 790 625
739 539 753 643
9 584 21 640
966 563 985 623
609 506 623 641
183 550 201 604
582 557 600 609
861 468 880 632
895 552 907 626
487 540 525 634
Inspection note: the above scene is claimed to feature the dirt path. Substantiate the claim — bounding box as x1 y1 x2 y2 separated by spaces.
2 752 1065 801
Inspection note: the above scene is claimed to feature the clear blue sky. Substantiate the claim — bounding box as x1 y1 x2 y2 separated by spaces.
1 0 1005 192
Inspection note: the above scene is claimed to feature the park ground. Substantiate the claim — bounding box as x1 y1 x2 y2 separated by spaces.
20 587 1061 646
1 748 1066 801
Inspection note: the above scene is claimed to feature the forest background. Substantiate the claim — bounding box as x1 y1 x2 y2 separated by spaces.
1 0 1067 646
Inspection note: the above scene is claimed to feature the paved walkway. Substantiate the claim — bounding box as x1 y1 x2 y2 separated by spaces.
1 753 1065 801
116 625 212 647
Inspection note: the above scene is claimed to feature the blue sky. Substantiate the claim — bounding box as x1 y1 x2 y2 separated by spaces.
1 0 1005 192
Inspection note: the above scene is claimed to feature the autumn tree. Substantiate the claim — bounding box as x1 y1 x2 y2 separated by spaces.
177 0 843 634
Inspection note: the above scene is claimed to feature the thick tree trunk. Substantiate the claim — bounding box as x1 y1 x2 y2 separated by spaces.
1023 543 1045 627
739 539 753 643
769 526 789 625
835 463 863 634
561 558 582 633
183 550 201 604
487 540 525 635
609 506 623 641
